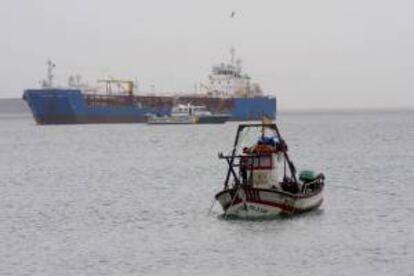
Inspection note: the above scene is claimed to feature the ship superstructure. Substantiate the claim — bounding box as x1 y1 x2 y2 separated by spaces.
206 48 262 98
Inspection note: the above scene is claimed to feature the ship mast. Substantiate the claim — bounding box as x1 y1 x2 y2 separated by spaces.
230 47 235 66
46 59 55 88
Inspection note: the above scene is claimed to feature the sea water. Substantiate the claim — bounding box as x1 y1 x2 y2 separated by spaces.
0 111 413 275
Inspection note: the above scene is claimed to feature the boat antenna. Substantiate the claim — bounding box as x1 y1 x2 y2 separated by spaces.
229 10 237 67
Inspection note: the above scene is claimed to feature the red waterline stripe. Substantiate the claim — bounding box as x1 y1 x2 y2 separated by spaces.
226 198 296 213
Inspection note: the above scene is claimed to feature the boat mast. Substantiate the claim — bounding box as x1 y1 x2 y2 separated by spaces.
223 124 245 189
271 123 298 183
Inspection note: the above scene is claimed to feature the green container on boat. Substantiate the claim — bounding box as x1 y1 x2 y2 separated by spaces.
299 170 316 182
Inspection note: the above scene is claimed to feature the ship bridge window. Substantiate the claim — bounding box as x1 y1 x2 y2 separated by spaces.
249 155 273 170
218 70 232 75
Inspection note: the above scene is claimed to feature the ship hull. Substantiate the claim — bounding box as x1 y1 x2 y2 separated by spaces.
215 187 323 219
197 114 230 124
23 89 276 125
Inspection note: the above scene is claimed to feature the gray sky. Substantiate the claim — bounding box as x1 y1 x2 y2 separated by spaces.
1 0 413 110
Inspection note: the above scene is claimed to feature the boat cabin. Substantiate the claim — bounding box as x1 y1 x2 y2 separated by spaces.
240 138 280 188
219 123 300 192
171 104 211 117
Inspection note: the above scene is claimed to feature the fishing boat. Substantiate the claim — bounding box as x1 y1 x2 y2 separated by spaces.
147 103 230 124
214 121 325 219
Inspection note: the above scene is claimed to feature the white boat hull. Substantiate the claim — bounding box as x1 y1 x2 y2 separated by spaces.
147 114 230 124
147 116 197 124
215 187 323 219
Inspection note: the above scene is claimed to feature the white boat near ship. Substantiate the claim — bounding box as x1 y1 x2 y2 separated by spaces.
214 121 325 219
147 104 230 124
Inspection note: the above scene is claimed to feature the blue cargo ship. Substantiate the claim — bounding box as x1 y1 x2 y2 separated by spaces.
23 51 276 124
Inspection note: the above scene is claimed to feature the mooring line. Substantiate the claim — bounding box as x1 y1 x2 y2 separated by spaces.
207 197 217 216
224 184 242 219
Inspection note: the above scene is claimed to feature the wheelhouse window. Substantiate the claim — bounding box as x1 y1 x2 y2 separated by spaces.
249 155 273 170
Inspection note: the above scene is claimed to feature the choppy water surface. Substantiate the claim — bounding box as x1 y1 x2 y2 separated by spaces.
0 111 413 275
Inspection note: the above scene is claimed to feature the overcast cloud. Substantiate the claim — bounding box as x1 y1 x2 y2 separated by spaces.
0 0 413 110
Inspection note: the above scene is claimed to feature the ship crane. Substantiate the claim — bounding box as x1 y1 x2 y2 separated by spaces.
97 79 135 96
